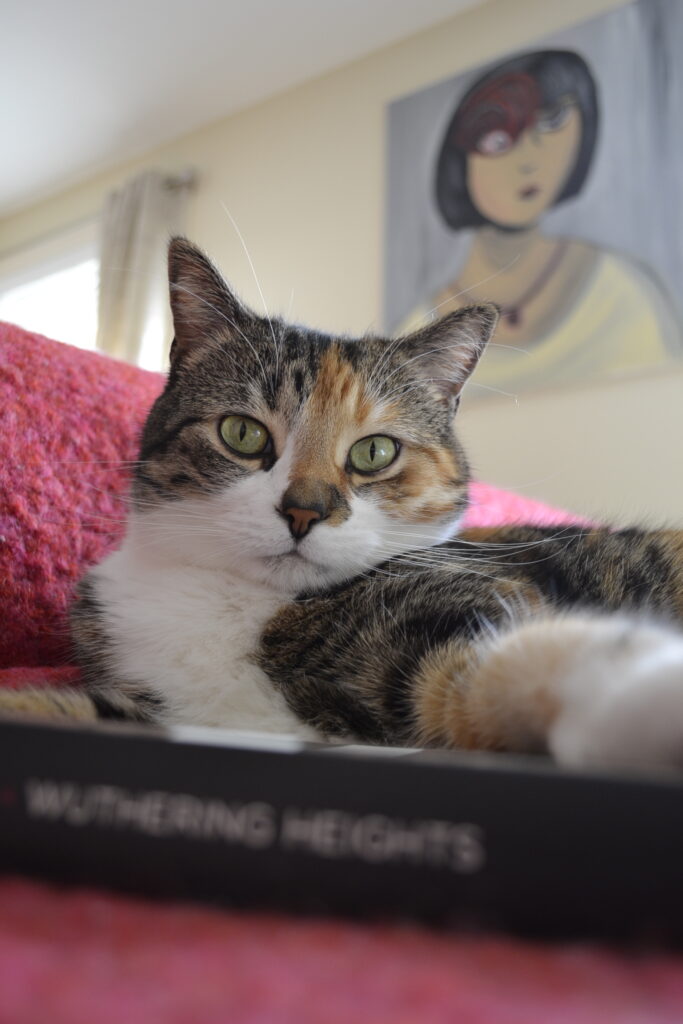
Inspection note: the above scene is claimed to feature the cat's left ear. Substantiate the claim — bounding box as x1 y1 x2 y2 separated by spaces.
168 237 249 364
399 304 498 404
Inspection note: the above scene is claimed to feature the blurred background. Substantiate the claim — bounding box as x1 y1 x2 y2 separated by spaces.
2 0 682 525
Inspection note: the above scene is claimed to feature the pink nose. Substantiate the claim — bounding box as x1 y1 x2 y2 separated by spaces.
283 506 322 540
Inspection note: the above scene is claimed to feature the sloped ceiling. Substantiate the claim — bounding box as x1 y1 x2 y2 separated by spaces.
1 0 483 216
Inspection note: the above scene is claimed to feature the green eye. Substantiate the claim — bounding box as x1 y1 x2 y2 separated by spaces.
219 415 270 456
348 435 398 474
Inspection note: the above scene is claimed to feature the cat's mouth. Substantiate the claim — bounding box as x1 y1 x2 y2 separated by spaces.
261 548 337 590
266 549 314 566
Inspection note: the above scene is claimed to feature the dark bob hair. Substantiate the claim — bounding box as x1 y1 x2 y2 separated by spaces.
435 49 599 231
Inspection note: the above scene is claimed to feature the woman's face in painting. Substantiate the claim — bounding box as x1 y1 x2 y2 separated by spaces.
466 99 582 229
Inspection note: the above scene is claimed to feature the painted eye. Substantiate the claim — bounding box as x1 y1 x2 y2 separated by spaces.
536 103 572 133
348 435 398 474
219 415 270 457
476 129 514 156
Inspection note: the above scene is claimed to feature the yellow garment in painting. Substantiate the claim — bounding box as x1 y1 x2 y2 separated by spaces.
404 253 681 397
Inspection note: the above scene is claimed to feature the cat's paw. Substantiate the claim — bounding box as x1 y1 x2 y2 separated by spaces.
0 687 97 722
546 615 683 772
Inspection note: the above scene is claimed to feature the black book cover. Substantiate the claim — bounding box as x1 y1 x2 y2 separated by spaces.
1 715 682 942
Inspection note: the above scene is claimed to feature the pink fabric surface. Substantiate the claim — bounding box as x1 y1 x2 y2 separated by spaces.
464 480 588 529
0 321 164 668
0 321 582 683
2 877 683 1024
0 665 81 689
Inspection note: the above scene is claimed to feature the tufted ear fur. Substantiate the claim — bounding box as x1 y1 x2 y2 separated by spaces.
399 304 499 405
168 237 251 364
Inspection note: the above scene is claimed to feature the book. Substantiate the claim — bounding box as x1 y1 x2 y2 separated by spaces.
1 714 682 941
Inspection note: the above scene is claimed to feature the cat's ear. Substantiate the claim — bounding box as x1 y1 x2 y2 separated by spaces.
168 237 248 364
399 304 498 404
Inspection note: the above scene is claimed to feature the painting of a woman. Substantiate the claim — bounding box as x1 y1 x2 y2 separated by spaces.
399 49 680 395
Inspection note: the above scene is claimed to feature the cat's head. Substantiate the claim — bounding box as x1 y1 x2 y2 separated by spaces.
132 238 497 592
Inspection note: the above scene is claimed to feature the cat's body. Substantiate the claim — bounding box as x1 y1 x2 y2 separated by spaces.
73 517 683 769
6 238 683 772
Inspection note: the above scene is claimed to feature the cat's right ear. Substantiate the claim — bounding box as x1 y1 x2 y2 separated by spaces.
168 237 247 364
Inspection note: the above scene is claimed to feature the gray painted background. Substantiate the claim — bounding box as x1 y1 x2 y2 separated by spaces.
384 0 683 333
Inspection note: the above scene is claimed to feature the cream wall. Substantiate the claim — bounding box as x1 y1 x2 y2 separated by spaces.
2 0 682 525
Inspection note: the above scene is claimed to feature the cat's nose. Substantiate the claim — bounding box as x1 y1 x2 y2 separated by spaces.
278 480 341 540
280 505 323 540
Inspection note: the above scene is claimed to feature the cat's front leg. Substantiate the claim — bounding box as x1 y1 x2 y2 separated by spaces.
413 614 683 771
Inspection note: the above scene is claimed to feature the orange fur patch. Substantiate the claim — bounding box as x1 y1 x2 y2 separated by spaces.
287 346 468 527
412 640 486 749
379 444 465 522
293 347 373 488
309 348 372 426
413 585 555 752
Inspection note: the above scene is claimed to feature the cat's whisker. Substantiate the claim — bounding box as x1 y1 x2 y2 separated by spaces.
486 342 530 355
79 513 130 525
384 553 521 588
467 381 519 401
381 339 473 388
367 332 407 396
378 532 588 570
52 458 147 467
355 565 405 581
219 201 280 383
369 265 505 395
378 531 577 565
381 525 588 549
76 480 134 501
39 518 128 533
455 525 593 548
387 548 566 575
417 253 521 324
171 283 270 387
383 376 460 401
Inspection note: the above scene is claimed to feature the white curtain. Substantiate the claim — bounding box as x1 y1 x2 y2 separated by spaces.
96 170 193 370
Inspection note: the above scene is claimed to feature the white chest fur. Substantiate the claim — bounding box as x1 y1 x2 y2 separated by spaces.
91 541 319 738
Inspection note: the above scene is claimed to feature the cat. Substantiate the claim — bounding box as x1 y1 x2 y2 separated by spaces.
4 237 683 772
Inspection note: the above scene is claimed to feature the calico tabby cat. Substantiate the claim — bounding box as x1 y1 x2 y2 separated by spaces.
6 238 683 770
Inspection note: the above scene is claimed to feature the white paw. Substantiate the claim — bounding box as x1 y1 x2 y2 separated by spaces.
547 615 683 772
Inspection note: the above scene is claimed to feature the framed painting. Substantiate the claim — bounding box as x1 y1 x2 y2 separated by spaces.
385 0 683 398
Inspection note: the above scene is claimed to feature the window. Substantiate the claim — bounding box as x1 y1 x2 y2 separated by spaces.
0 219 99 351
